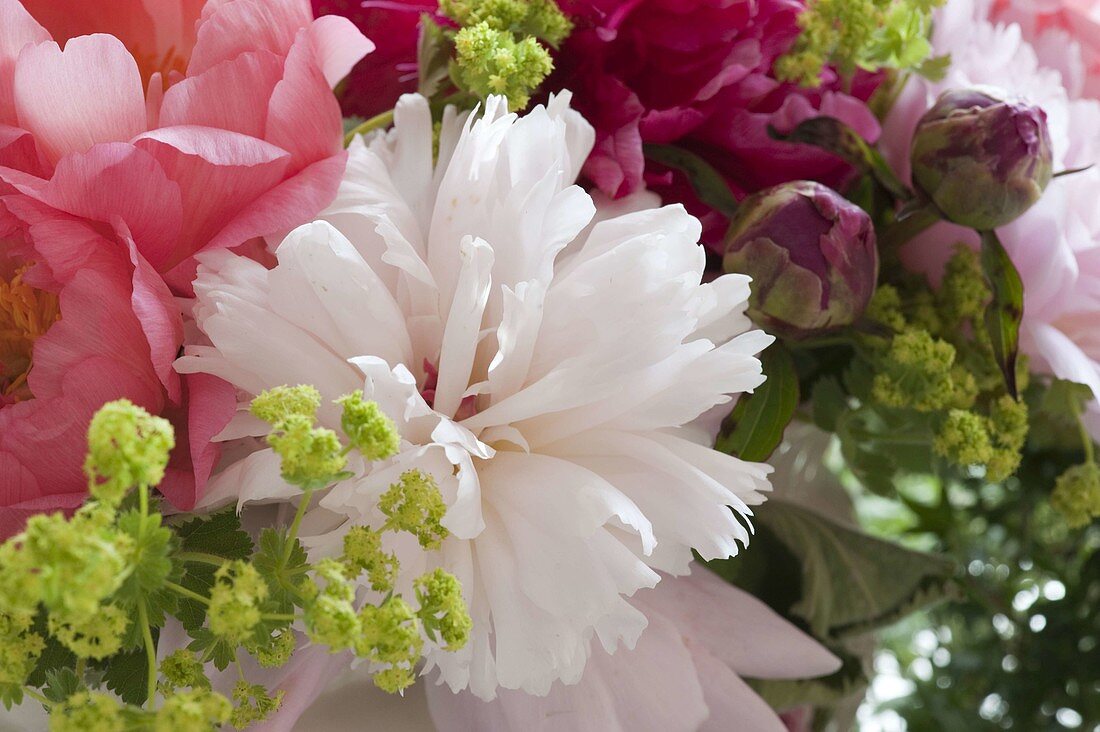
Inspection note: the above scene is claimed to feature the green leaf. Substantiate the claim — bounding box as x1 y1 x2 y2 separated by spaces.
755 499 955 638
980 230 1024 398
750 643 867 710
418 15 455 100
254 528 310 612
916 53 951 81
716 345 800 462
768 117 911 202
811 377 848 433
642 143 739 218
98 643 153 705
186 628 237 672
42 668 82 704
1040 378 1093 420
26 611 75 689
176 509 253 560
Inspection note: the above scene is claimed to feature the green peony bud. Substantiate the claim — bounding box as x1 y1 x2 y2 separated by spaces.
723 181 878 339
910 88 1053 229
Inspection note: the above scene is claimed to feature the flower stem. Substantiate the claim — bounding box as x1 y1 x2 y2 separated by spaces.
1078 413 1095 465
177 551 229 566
344 110 395 146
166 581 211 605
879 204 941 251
283 489 314 567
138 600 157 708
23 689 51 707
261 613 298 622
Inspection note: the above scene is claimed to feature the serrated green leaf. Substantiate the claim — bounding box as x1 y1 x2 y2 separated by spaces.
176 509 253 560
756 499 955 638
768 117 911 202
716 345 800 462
254 528 309 612
642 143 739 218
980 229 1024 398
187 628 237 672
97 642 153 705
26 612 74 689
42 668 82 704
115 510 178 618
1040 379 1093 420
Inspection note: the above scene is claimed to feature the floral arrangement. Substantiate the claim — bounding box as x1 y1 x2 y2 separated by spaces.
0 0 1097 729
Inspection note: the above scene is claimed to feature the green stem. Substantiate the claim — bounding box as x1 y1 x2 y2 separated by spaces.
177 551 229 567
138 601 157 708
283 489 314 566
166 581 211 605
344 110 395 146
261 613 298 622
879 204 941 251
23 689 52 707
1078 413 1095 464
74 658 86 679
138 483 149 520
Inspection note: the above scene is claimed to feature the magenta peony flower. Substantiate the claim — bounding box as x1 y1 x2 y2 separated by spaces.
0 0 371 530
551 0 882 246
312 0 432 120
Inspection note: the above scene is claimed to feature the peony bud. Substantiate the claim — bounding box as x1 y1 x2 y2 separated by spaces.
910 88 1053 229
723 181 878 339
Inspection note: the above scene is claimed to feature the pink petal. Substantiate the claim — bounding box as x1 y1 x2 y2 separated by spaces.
188 0 313 78
691 647 788 732
133 125 291 268
0 0 50 127
644 568 841 680
125 233 184 401
159 372 236 510
265 29 343 175
4 142 183 270
160 50 285 138
306 14 375 87
203 150 346 254
13 34 147 165
0 124 45 176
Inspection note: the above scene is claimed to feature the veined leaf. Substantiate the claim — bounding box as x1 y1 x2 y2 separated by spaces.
643 143 740 218
979 230 1024 398
768 117 911 202
716 345 800 462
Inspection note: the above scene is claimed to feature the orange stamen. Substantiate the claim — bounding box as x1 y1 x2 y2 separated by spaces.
0 266 60 402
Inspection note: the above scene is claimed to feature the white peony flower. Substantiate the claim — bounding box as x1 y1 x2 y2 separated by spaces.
177 92 774 700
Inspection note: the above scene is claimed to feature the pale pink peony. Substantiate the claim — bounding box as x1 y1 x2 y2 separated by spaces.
880 0 1100 438
0 0 371 528
991 0 1100 99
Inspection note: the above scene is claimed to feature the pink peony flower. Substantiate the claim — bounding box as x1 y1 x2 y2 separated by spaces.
551 0 882 246
0 0 372 529
991 0 1100 100
880 0 1100 438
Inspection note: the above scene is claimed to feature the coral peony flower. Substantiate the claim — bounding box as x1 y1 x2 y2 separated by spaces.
424 567 840 732
0 205 177 537
178 92 774 699
880 0 1100 437
0 0 372 289
991 0 1100 100
0 0 372 526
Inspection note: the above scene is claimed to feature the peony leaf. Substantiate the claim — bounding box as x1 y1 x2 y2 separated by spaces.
979 230 1024 398
418 15 455 100
768 117 911 202
758 499 955 638
643 143 740 218
716 345 800 462
749 644 868 710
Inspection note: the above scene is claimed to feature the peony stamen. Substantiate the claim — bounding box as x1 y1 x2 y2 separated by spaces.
0 266 60 402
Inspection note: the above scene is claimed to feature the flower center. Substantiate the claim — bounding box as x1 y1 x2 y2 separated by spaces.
0 266 60 402
131 44 190 87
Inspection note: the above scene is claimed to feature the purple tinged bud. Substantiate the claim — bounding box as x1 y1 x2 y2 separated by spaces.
722 181 878 339
911 88 1053 229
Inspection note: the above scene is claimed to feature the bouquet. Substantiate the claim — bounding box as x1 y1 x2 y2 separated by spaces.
0 0 1097 729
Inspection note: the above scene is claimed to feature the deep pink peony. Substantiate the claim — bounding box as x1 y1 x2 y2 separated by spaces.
991 0 1100 100
311 0 882 247
551 0 882 246
0 0 371 532
312 0 431 120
